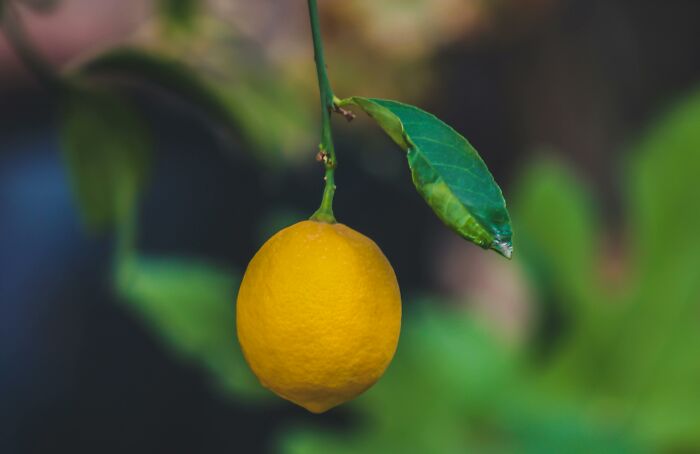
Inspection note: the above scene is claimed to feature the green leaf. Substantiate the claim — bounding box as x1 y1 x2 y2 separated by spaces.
59 86 151 230
116 256 266 400
339 97 512 257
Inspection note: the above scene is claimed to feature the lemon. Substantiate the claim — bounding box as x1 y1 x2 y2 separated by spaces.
236 220 401 413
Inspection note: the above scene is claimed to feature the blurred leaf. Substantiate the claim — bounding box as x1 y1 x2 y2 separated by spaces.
59 86 151 230
513 159 602 317
614 88 700 443
17 0 59 13
211 75 313 163
511 158 618 403
116 256 266 400
76 48 312 163
628 88 700 278
158 0 199 33
76 48 236 135
340 97 512 257
256 208 305 246
500 394 645 454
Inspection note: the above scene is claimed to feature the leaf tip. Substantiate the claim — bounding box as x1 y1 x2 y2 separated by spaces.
491 239 513 259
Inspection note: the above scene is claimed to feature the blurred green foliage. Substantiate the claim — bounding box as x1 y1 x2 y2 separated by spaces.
76 47 313 165
281 303 640 454
16 0 59 13
158 0 199 34
515 89 700 449
59 86 151 230
116 255 265 400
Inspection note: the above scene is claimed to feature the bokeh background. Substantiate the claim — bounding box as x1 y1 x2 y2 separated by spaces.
2 0 700 452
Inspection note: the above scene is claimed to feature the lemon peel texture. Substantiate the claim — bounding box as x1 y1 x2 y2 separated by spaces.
236 220 401 413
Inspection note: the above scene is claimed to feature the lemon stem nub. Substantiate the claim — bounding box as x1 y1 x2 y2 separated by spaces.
307 0 338 224
311 166 336 223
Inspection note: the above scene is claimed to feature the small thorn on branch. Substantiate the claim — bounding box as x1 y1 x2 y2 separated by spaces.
333 104 356 122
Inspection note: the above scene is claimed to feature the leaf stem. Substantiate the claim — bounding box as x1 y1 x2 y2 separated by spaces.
0 0 59 88
307 0 337 224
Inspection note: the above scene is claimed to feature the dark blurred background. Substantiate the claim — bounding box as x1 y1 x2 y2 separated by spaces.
2 0 700 453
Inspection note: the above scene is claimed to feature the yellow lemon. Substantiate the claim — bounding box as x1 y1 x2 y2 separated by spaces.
236 220 401 413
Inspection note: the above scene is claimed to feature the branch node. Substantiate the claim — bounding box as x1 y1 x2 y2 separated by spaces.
333 104 356 122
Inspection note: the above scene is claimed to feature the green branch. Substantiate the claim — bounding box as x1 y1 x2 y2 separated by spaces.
307 0 337 224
